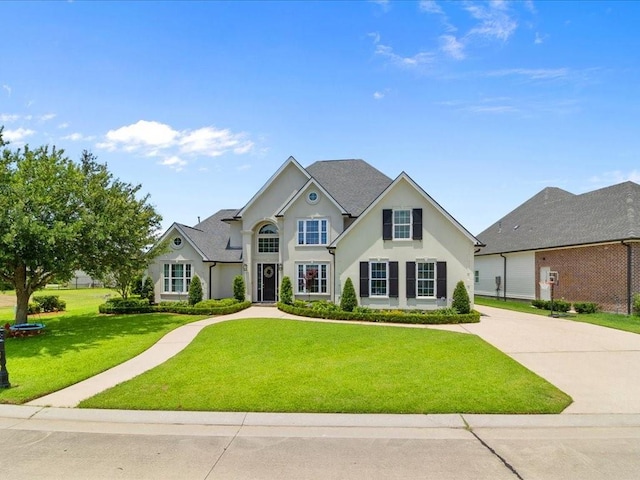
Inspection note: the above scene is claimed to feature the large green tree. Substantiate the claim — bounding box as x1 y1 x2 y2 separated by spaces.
0 131 163 323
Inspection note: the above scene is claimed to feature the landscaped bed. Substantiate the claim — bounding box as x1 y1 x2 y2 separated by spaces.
79 318 572 414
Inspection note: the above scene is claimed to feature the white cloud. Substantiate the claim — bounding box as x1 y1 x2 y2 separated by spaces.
487 68 570 80
440 35 465 60
373 91 385 100
0 114 20 123
374 43 434 68
98 120 254 169
419 0 443 14
465 1 518 41
1 85 10 96
100 120 179 152
179 126 253 157
371 0 390 12
62 132 95 142
590 170 640 186
58 122 70 129
38 113 56 122
4 128 35 142
159 155 187 172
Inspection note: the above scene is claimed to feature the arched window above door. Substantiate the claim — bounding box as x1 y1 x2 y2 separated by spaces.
257 223 279 253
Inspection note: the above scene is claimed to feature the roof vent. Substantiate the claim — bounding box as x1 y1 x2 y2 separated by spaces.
514 225 520 230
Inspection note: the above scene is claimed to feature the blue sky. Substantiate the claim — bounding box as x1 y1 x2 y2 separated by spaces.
2 1 639 236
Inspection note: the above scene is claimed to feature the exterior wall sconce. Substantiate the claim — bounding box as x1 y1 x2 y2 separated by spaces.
278 263 283 271
243 264 248 271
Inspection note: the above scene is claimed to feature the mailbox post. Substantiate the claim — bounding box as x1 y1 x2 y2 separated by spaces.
0 329 10 388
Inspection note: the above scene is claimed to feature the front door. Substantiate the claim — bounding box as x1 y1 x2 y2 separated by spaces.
258 263 277 302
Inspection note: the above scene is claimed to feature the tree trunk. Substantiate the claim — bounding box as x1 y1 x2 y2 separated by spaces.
14 265 31 324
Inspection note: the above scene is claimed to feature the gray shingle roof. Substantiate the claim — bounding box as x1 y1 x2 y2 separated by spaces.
306 159 393 216
177 209 242 262
477 181 640 255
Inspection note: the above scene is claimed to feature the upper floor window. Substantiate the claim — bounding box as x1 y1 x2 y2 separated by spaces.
297 219 328 245
393 210 411 239
383 208 422 241
258 223 279 253
163 263 191 293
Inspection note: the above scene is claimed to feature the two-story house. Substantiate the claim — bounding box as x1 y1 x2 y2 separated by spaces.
148 157 482 309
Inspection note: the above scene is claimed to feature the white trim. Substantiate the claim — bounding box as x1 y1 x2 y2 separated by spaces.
369 260 389 298
296 218 330 246
330 172 481 248
277 178 347 216
236 156 310 218
296 262 329 295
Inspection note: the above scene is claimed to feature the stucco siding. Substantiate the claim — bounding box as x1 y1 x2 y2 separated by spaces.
334 178 475 310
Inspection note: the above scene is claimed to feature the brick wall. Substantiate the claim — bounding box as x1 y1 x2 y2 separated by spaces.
535 242 638 313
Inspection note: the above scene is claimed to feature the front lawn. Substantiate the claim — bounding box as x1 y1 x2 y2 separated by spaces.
0 288 208 404
476 296 640 335
80 319 571 414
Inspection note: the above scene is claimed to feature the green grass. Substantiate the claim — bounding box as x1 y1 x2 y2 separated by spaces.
0 288 207 404
80 319 571 414
476 296 640 334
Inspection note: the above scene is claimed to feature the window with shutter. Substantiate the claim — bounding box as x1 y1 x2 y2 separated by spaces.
359 262 369 297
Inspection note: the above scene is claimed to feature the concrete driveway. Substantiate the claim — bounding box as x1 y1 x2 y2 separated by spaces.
465 305 640 414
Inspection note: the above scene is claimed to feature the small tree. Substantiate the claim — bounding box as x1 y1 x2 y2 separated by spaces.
188 275 203 305
340 277 357 312
131 274 144 296
280 276 293 305
141 276 155 304
452 280 471 314
233 275 245 302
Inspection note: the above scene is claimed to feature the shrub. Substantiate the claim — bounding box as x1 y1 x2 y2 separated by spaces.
340 277 357 312
280 276 293 305
27 302 41 315
32 295 66 313
188 275 203 306
233 275 245 302
633 293 640 316
573 302 600 314
131 274 144 296
99 298 153 314
310 300 340 313
278 302 480 324
194 298 238 308
531 299 547 310
550 300 571 313
141 276 155 304
452 281 471 314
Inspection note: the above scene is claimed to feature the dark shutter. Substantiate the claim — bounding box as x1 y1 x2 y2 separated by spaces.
436 261 447 299
359 262 369 297
389 261 399 298
412 208 423 240
406 261 416 298
382 209 392 240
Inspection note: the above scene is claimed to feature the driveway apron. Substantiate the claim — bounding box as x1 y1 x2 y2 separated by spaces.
469 305 640 414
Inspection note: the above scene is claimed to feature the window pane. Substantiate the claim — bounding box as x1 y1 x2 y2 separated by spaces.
370 262 387 296
394 209 411 239
306 220 319 244
417 262 435 297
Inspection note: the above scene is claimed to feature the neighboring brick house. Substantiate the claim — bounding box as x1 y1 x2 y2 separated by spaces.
149 156 482 309
475 181 640 313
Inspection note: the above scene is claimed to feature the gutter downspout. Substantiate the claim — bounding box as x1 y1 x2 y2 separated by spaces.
499 253 507 301
622 241 632 315
328 247 336 304
208 262 216 300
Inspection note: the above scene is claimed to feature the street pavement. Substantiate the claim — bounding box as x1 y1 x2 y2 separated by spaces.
2 304 640 478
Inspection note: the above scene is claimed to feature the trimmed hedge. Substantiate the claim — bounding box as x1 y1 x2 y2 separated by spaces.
278 302 480 324
99 297 251 316
573 302 600 314
531 299 571 313
32 295 66 313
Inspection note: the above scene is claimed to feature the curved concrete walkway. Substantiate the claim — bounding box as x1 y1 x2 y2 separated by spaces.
25 304 640 414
